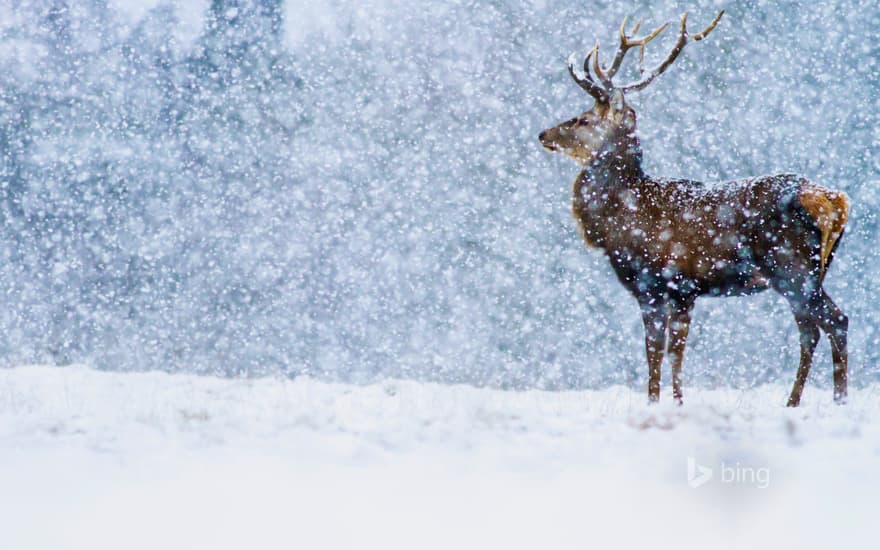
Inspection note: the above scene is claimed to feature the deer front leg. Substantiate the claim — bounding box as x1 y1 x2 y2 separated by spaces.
640 303 669 403
668 304 694 405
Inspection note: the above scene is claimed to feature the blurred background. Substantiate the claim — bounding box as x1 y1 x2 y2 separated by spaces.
0 0 877 389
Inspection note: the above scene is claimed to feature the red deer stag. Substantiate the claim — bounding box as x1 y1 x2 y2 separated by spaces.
539 12 849 406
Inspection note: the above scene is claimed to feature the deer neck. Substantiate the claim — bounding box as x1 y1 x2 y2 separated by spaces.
572 135 645 248
587 134 645 184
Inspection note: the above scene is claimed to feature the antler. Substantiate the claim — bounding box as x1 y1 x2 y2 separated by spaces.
621 11 724 92
566 11 723 102
567 44 609 104
593 16 669 87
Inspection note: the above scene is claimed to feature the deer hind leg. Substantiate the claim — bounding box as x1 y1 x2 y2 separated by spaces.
668 304 694 405
785 290 848 406
798 186 849 402
640 303 669 403
787 311 820 407
813 289 848 402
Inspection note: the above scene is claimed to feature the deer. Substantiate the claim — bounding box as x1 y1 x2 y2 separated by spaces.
539 11 850 406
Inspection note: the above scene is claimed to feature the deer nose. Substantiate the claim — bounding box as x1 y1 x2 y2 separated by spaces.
538 130 547 141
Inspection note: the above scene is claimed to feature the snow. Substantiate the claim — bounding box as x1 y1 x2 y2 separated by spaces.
1 365 877 549
2 2 878 544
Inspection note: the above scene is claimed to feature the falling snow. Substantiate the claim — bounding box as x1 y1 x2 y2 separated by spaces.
1 0 879 547
1 0 878 388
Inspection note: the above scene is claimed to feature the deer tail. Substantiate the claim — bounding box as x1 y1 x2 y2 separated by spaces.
798 185 849 278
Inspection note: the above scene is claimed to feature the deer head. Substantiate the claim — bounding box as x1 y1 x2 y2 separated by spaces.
538 11 724 164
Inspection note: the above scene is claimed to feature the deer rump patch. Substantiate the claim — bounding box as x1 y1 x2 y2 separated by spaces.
797 185 850 274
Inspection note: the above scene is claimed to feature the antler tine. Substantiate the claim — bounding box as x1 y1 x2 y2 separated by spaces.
567 44 609 103
603 17 670 82
693 10 724 40
633 21 669 47
582 46 592 75
630 18 643 36
622 11 724 93
592 41 612 87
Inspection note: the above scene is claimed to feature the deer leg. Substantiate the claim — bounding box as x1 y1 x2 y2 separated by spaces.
668 304 694 405
813 289 848 403
787 312 820 407
640 304 668 403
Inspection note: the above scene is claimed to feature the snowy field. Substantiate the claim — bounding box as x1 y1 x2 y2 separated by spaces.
0 366 877 549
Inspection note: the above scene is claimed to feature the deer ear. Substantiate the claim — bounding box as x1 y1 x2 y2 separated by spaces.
620 109 637 133
609 90 626 113
608 90 636 131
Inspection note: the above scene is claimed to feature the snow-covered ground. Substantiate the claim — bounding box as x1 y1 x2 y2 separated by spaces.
0 366 877 549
